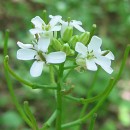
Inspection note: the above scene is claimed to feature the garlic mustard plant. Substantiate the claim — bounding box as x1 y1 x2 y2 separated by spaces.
6 11 129 130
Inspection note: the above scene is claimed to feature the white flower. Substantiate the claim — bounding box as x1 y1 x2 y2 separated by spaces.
75 36 114 74
29 15 62 38
60 19 85 37
17 38 66 77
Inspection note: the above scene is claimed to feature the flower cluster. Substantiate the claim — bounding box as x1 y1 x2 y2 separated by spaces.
17 14 114 77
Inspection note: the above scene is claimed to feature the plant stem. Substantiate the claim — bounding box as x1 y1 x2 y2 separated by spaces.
56 63 64 130
41 110 57 130
3 30 33 129
49 65 56 84
113 44 130 85
61 78 114 129
24 101 38 130
56 83 62 130
4 56 57 90
88 113 97 130
77 69 99 130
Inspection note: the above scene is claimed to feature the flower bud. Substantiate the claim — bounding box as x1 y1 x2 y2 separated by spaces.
61 43 72 56
62 26 73 42
79 32 90 45
51 38 62 51
69 49 75 56
58 38 64 45
68 35 79 49
76 57 86 67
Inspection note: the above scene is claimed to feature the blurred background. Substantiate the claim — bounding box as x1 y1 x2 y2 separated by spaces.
0 0 130 130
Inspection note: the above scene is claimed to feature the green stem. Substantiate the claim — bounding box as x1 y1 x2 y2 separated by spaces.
113 44 130 85
3 30 33 129
41 110 57 130
4 56 57 90
4 30 9 56
24 101 38 130
4 65 34 129
49 65 56 84
56 63 64 130
64 80 113 104
56 85 62 130
63 68 73 81
88 113 97 130
78 69 99 130
64 65 78 70
61 78 114 129
40 65 57 130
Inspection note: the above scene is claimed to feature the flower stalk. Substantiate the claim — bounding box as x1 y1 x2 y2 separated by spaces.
3 30 34 129
56 63 64 130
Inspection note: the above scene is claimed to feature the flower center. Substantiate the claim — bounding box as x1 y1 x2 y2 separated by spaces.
42 24 51 31
37 51 46 62
86 50 96 60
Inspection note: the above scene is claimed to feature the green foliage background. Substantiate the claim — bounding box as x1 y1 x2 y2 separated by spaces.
0 0 130 130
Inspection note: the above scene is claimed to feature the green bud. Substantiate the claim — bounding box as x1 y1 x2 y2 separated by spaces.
69 49 75 56
68 35 79 49
79 32 90 45
61 43 71 56
67 17 71 23
58 38 64 45
43 10 47 24
62 26 73 42
51 38 62 51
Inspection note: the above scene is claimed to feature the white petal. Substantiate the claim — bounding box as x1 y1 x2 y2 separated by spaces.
71 21 85 32
86 59 97 71
50 25 61 31
29 28 43 35
88 36 102 52
30 61 44 77
31 16 45 28
38 37 50 52
49 15 53 19
94 56 113 74
72 20 82 25
100 65 113 74
17 41 33 49
46 51 66 64
49 15 62 28
17 49 36 60
105 51 115 60
49 15 62 20
75 42 87 56
95 56 111 67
